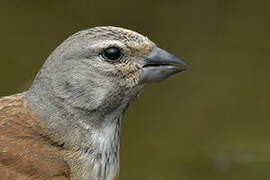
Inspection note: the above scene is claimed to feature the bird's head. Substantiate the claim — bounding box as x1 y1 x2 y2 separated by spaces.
29 26 187 117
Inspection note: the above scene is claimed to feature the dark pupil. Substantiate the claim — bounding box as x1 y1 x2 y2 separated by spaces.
104 47 121 61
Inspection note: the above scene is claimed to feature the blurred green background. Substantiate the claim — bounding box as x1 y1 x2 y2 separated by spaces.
1 0 270 179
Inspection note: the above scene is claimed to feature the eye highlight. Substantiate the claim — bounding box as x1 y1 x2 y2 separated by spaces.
102 47 122 61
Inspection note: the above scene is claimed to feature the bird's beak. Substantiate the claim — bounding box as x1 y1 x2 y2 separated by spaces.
139 46 187 84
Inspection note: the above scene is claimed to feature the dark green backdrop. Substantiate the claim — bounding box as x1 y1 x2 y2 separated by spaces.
1 0 269 179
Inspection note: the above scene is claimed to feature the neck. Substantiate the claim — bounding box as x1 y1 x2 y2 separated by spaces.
24 80 142 179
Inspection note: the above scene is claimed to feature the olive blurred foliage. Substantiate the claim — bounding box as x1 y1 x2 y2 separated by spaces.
1 0 270 179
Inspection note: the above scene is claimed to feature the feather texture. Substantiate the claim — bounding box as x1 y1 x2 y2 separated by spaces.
0 93 70 180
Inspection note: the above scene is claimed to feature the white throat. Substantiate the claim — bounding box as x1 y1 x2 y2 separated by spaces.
77 113 122 180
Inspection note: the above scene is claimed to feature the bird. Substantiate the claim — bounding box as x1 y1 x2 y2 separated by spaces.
0 26 187 180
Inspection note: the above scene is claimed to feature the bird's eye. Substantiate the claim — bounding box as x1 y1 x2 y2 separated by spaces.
102 47 122 61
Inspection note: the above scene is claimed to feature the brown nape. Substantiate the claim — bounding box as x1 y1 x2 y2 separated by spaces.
0 93 70 180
